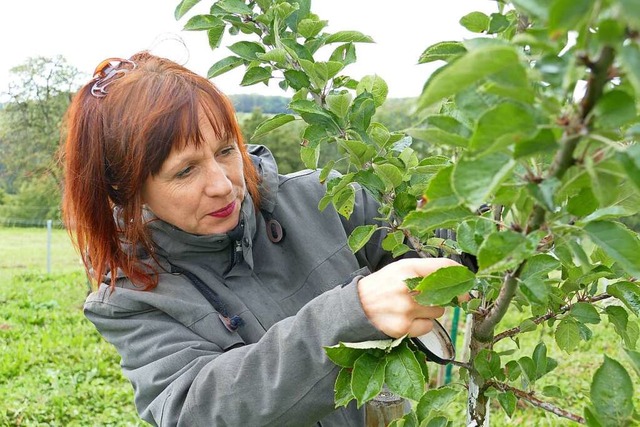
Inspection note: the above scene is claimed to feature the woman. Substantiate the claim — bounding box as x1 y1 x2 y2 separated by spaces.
62 51 457 426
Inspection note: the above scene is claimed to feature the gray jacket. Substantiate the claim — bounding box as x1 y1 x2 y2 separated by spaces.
84 145 403 426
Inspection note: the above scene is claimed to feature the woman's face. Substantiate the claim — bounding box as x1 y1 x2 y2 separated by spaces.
141 113 246 235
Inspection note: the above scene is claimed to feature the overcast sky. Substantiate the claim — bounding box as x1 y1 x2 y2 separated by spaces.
0 1 497 99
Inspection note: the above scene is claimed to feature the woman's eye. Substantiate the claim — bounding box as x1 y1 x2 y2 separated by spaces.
176 166 193 178
219 146 235 156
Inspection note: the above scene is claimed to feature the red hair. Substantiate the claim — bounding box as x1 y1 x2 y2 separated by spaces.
61 51 260 290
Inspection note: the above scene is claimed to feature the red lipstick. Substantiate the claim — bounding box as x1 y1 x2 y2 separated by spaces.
209 201 236 218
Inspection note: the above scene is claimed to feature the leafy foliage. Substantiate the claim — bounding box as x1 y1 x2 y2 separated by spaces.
175 0 640 424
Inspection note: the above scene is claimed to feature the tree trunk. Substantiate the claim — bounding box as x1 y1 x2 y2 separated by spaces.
466 316 492 427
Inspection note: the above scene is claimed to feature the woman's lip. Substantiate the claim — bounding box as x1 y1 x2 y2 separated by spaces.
208 201 236 218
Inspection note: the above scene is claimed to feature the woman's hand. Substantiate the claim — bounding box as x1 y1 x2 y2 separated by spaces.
357 258 460 338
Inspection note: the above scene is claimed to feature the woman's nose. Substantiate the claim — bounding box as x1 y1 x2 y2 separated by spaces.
203 160 233 197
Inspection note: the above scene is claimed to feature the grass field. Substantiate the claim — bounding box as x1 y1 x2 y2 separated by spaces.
0 227 637 426
0 227 142 426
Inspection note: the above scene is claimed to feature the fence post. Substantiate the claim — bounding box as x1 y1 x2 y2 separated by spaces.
46 219 52 274
365 386 406 426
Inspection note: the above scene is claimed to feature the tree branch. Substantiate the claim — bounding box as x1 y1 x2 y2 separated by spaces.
487 381 586 424
473 265 523 342
493 293 612 344
526 45 616 234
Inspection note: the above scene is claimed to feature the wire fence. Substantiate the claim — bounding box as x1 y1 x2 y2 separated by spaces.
0 220 83 278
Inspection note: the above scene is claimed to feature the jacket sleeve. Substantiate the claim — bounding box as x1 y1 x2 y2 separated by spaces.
84 277 387 427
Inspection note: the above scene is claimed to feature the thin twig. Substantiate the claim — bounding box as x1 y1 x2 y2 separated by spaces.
488 381 586 424
493 293 611 344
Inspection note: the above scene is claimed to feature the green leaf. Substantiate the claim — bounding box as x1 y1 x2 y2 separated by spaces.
407 115 471 149
325 31 374 44
532 342 548 379
469 103 538 154
413 265 476 306
583 221 640 278
456 217 494 256
425 165 455 202
416 386 462 420
511 0 551 20
406 128 468 149
590 356 635 426
383 231 405 252
289 100 341 132
497 391 517 418
183 14 224 31
555 319 581 352
228 41 265 61
385 342 426 402
216 0 253 14
329 43 357 66
542 385 563 398
333 185 356 218
505 360 522 381
348 225 378 253
518 319 537 333
283 69 311 91
513 128 558 159
617 144 640 194
606 306 634 348
207 56 244 78
521 277 550 305
459 12 490 33
324 342 367 367
584 406 605 427
607 281 640 316
351 353 387 408
418 45 521 109
348 93 376 132
257 48 289 64
175 0 202 20
620 0 640 29
334 368 354 407
571 302 601 324
372 163 404 191
338 140 376 169
300 145 319 169
402 206 472 236
518 356 537 384
549 0 595 31
251 114 296 140
207 24 226 49
418 41 467 64
593 90 637 129
425 416 449 427
488 13 511 34
297 18 327 39
357 75 389 108
477 230 536 274
452 151 516 211
240 66 272 86
624 348 640 376
326 91 352 119
620 44 640 97
521 254 561 280
474 349 502 380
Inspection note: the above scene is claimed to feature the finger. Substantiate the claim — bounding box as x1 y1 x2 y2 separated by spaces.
406 318 435 337
398 257 461 280
412 304 445 319
457 292 472 303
